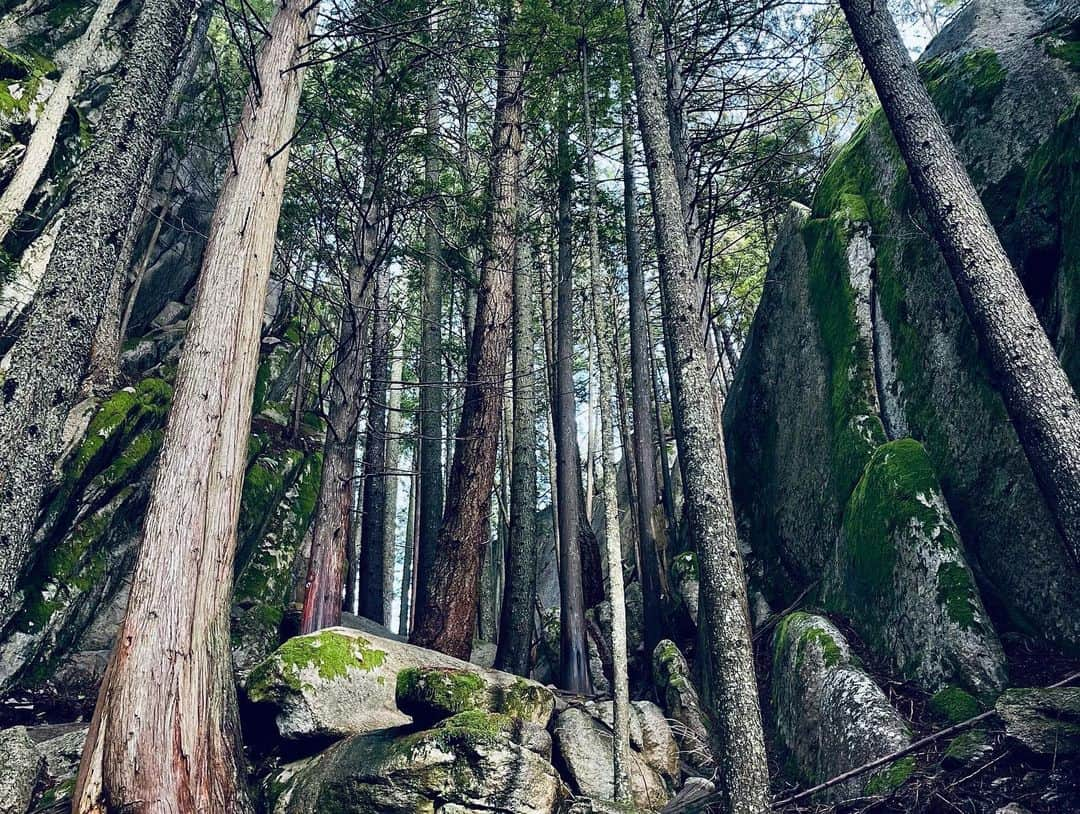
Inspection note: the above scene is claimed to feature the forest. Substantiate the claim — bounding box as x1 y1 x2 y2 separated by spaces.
0 0 1078 810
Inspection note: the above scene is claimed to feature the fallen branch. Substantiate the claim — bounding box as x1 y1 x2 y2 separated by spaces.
771 670 1080 808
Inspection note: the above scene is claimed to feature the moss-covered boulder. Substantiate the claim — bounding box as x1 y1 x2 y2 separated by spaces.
823 439 1007 695
245 628 555 744
996 688 1080 756
772 612 912 800
264 711 567 814
553 707 671 810
651 639 714 771
725 0 1080 651
396 666 553 729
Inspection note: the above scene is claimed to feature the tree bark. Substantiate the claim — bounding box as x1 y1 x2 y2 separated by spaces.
494 214 539 676
840 0 1080 566
416 6 445 613
300 177 380 634
0 0 123 244
622 95 664 660
72 1 318 809
582 43 631 801
410 0 524 659
553 104 594 694
382 346 405 623
623 1 770 811
0 0 198 623
399 440 419 635
358 262 392 623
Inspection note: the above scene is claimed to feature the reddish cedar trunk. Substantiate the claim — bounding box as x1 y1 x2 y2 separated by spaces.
840 0 1080 566
72 1 318 809
410 0 524 659
623 0 770 811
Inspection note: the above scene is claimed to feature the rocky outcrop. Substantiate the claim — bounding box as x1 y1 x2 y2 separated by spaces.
996 688 1080 756
822 439 1007 695
772 612 912 799
0 726 42 814
265 712 567 814
552 707 670 810
725 0 1080 653
652 639 714 771
244 628 554 743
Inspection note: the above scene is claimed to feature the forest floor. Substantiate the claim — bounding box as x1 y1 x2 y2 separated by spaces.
760 618 1080 814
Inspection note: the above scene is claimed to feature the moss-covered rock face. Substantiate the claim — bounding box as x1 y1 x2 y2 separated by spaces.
650 639 714 771
824 440 1007 696
395 667 491 726
264 712 567 814
771 612 912 800
725 0 1080 651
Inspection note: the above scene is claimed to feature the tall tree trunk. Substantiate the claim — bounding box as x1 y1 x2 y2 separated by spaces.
553 104 592 694
0 0 123 244
399 439 419 635
582 44 630 801
622 95 664 659
494 213 539 675
841 0 1080 566
358 263 393 623
0 0 198 623
410 0 525 659
72 1 318 808
623 2 770 811
300 177 380 634
539 243 561 561
382 345 405 622
416 7 445 613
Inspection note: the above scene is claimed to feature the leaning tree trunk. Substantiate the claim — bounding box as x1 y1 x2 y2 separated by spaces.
410 0 524 659
72 1 319 809
300 178 380 634
358 262 393 623
494 214 539 676
553 104 593 694
582 44 631 801
0 0 123 244
840 0 1080 566
0 0 199 623
622 94 665 662
623 1 770 811
416 12 446 614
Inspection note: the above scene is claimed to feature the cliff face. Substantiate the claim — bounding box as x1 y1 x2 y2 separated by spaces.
724 0 1080 664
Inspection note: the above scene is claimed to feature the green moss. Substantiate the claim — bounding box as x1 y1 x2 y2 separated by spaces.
919 49 1007 138
248 631 386 698
396 667 488 718
830 439 969 638
865 755 916 795
803 211 887 506
499 679 552 722
773 612 846 676
943 729 987 765
671 551 698 581
930 686 982 724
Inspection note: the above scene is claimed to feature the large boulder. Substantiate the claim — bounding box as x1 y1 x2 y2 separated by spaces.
724 0 1080 651
581 700 680 783
553 707 670 810
772 612 913 799
265 712 567 814
0 727 43 814
244 628 554 743
822 439 1007 695
652 639 714 771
